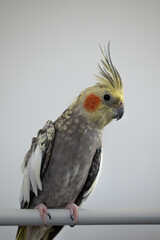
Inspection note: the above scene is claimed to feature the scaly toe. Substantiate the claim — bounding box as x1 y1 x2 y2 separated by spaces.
35 203 50 225
66 203 79 226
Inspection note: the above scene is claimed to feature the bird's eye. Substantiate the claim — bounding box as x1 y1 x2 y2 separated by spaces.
103 94 111 101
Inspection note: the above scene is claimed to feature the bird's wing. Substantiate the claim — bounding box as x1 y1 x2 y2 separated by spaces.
19 120 55 208
75 148 102 206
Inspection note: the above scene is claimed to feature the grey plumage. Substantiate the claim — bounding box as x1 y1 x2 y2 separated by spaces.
16 45 124 240
18 105 102 239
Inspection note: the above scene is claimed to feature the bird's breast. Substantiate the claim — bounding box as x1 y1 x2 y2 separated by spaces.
32 122 101 208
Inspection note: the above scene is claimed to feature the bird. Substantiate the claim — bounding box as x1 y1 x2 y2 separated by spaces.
16 44 124 240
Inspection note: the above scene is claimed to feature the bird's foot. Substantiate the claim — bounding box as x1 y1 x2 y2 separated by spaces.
35 203 51 226
66 203 79 226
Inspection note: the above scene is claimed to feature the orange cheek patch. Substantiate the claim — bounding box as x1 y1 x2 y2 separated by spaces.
84 94 101 112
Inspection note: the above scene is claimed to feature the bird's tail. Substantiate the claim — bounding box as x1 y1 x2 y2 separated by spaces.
15 226 64 240
16 226 26 240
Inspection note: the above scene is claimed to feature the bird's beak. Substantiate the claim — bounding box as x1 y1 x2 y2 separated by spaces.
113 105 124 121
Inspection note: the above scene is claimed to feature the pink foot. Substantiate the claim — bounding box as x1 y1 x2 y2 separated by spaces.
66 203 79 224
35 203 51 226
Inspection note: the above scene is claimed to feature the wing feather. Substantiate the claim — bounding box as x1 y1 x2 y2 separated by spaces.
75 148 102 206
28 145 42 196
20 120 55 208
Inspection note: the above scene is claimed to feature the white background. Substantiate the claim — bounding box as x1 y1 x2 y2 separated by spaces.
0 0 160 239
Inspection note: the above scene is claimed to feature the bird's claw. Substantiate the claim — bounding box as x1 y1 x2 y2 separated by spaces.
35 203 51 226
66 203 79 227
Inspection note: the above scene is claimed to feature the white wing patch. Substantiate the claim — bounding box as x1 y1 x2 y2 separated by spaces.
19 144 42 205
19 168 30 204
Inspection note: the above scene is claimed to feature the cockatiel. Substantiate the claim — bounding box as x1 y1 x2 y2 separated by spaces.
16 44 124 240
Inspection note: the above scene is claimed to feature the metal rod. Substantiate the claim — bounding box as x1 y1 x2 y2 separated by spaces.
0 209 160 226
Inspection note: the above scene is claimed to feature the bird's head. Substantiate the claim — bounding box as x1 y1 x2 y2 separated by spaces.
78 44 124 130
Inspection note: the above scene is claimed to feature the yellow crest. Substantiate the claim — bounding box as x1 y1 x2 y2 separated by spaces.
96 43 122 91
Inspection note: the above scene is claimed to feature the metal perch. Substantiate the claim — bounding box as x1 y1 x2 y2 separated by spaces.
0 208 160 226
